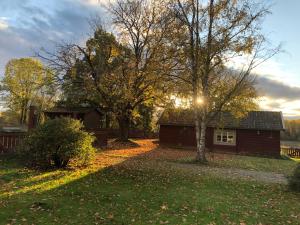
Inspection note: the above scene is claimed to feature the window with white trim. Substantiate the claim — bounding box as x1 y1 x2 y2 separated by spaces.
214 129 236 145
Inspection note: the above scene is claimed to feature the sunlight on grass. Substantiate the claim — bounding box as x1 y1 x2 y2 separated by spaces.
1 140 300 225
292 158 300 162
1 168 87 198
0 141 155 199
1 167 106 198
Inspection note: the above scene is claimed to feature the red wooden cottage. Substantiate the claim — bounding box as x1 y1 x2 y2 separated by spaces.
159 110 285 157
44 107 108 147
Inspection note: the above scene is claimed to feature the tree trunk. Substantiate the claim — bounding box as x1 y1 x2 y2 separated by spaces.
194 108 207 163
52 154 69 168
118 116 130 142
20 107 24 125
196 119 207 162
105 113 111 129
20 100 29 125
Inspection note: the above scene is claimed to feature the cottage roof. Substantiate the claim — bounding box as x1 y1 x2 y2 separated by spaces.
159 109 285 131
44 107 102 115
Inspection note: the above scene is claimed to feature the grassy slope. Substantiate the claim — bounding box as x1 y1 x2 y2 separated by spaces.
176 153 299 175
209 155 299 175
0 154 300 225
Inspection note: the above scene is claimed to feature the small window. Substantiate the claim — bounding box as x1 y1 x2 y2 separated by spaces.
214 129 236 146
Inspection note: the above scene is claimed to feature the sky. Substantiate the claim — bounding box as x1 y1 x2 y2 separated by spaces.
0 0 300 118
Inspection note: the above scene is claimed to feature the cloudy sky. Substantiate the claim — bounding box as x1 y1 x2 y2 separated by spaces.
0 0 300 118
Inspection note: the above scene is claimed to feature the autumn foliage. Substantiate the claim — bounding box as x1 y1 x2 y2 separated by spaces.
21 118 95 169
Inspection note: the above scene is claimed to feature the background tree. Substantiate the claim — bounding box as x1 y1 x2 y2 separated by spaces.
40 1 177 141
169 0 279 162
1 58 56 125
41 25 173 141
105 0 180 139
281 120 300 141
132 102 156 136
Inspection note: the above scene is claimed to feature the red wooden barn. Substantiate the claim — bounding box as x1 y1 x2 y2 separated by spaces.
159 110 285 157
43 107 108 147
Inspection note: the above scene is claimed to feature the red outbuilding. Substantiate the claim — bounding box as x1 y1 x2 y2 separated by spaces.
44 107 108 147
159 110 285 157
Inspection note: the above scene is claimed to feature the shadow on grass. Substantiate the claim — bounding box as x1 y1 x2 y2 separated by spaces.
1 140 300 225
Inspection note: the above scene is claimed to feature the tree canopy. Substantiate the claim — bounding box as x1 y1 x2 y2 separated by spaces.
55 26 173 140
167 0 278 161
1 58 56 124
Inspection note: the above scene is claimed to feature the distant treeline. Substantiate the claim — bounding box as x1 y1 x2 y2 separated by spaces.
281 120 300 141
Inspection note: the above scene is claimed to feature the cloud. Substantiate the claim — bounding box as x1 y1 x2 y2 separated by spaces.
265 101 281 109
256 76 300 101
227 54 300 117
0 18 9 30
81 0 101 5
254 76 300 118
0 0 106 75
257 96 300 118
77 0 112 6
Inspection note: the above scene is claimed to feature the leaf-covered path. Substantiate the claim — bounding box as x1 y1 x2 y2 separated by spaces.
167 162 288 184
101 139 292 185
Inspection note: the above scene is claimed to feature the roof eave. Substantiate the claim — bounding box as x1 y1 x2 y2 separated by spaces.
159 123 285 131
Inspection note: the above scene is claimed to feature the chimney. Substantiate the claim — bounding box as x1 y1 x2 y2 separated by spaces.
28 105 38 130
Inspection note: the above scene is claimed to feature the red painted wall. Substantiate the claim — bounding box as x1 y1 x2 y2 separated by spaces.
159 125 280 157
83 111 102 130
236 129 280 157
159 125 196 147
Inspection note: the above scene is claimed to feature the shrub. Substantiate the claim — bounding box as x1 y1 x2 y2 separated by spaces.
288 164 300 192
21 117 95 169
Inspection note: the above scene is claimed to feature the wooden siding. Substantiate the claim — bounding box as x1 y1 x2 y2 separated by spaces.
0 132 25 154
159 125 196 147
236 129 280 157
159 125 281 157
83 111 102 130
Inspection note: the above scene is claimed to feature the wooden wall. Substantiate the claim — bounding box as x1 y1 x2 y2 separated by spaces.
236 129 281 157
159 125 196 147
159 125 281 157
0 132 25 154
83 111 102 130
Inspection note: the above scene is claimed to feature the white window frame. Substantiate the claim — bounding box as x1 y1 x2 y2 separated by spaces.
214 129 236 146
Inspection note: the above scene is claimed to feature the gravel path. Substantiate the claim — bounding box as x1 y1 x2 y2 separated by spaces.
168 162 288 184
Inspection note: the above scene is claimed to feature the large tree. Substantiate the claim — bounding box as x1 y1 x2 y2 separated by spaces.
42 26 173 141
40 0 178 141
169 0 279 162
1 58 56 124
105 0 181 139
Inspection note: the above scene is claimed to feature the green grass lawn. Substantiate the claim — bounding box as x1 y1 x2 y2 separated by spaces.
209 154 299 175
176 153 299 175
1 152 300 225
